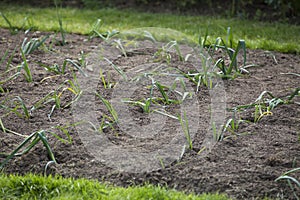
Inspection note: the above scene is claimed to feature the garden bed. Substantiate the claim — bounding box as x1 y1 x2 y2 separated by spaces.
0 27 299 199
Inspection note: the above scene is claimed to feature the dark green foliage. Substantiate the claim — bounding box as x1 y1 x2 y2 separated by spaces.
79 0 300 23
1 0 299 23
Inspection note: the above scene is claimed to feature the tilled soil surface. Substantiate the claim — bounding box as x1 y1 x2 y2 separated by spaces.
0 28 299 199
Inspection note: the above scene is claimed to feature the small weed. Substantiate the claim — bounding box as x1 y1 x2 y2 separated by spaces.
122 76 173 114
17 49 32 82
178 111 192 149
95 92 118 131
50 80 81 119
212 121 223 142
155 81 179 105
30 90 58 114
100 69 114 89
0 96 31 119
49 123 78 144
167 41 184 62
0 70 20 85
122 98 153 114
170 77 192 102
200 27 255 80
181 56 214 91
222 110 250 140
121 77 154 114
113 39 128 57
5 47 17 70
37 58 86 76
78 50 86 68
252 91 283 123
29 78 81 120
48 91 61 120
154 41 183 64
223 118 242 134
287 88 300 103
64 59 87 76
212 38 247 79
143 30 157 43
0 50 9 66
14 96 31 119
0 130 56 169
89 18 119 40
37 62 62 74
157 156 165 169
121 75 184 115
21 35 49 55
104 58 127 81
229 90 298 123
0 120 79 170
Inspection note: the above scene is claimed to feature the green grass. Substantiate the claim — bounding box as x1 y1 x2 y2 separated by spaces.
0 173 229 200
0 4 299 53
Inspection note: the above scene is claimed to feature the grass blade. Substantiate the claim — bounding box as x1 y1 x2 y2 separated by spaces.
104 57 127 81
276 175 300 189
155 82 170 104
227 39 246 73
154 109 178 120
21 35 49 55
0 132 37 169
0 118 6 133
0 12 17 34
169 41 183 61
179 111 192 149
95 92 118 123
226 27 233 48
37 131 57 163
143 31 156 43
66 59 86 76
14 96 30 119
54 0 66 45
0 50 9 66
6 47 17 70
288 88 300 101
0 72 20 84
114 39 127 57
199 26 209 48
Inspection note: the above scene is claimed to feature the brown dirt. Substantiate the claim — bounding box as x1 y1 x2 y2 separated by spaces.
0 27 299 199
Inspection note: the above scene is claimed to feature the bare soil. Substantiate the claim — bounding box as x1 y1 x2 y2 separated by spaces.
0 28 299 199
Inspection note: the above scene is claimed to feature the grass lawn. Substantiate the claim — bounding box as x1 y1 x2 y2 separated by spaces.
0 173 229 200
0 4 299 53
